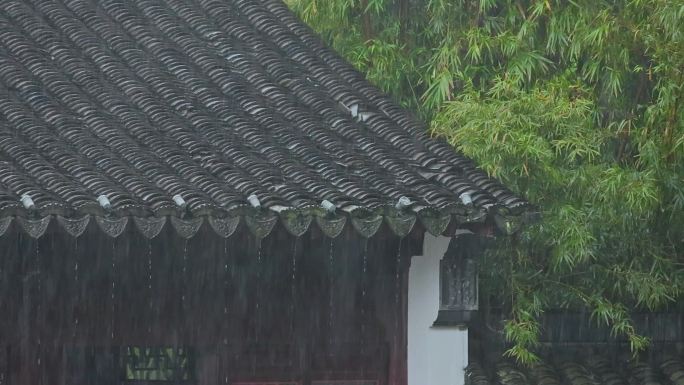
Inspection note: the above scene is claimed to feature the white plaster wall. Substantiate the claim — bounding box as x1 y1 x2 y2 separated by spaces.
408 234 468 385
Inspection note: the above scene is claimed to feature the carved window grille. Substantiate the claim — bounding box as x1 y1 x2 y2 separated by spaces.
433 236 480 327
122 346 193 382
439 257 478 311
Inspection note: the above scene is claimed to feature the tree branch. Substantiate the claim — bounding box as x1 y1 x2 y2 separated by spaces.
360 0 374 43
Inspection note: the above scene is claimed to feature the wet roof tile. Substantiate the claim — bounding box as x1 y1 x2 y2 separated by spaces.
469 349 684 385
0 0 532 234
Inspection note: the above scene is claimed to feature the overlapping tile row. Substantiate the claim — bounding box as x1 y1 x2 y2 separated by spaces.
467 353 684 385
0 0 532 239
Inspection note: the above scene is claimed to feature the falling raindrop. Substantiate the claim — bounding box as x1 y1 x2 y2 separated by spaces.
290 237 298 325
223 239 230 358
111 238 117 341
394 238 404 357
223 239 229 317
328 238 335 347
35 239 42 385
72 237 79 341
218 239 231 385
0 235 2 296
182 240 188 310
255 239 262 343
147 241 153 336
288 237 298 369
0 236 2 382
360 238 368 356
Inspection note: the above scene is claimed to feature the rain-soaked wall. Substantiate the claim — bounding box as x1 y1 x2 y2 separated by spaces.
0 218 420 385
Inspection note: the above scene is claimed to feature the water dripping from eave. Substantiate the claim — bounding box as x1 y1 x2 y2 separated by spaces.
146 240 153 338
34 236 42 385
288 235 300 371
181 239 188 312
250 237 263 351
110 237 117 342
393 237 404 366
72 236 79 342
222 237 230 385
360 237 369 357
328 237 335 348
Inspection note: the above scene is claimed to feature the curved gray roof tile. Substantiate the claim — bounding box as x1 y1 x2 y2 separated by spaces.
0 0 533 238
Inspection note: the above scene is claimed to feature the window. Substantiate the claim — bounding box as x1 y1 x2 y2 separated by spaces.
122 346 193 382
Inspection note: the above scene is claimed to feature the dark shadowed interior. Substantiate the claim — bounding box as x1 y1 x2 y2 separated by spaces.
0 221 421 385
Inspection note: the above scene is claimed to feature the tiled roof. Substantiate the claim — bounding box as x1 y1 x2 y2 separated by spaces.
468 349 684 385
0 0 532 239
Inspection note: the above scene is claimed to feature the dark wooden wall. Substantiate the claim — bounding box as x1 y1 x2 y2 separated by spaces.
0 218 420 385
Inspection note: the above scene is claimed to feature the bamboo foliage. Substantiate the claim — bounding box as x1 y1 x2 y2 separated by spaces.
288 0 684 363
